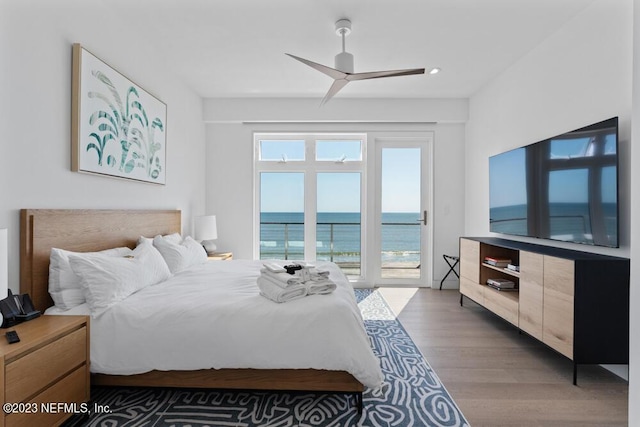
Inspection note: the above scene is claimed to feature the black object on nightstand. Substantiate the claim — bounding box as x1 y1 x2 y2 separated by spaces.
0 289 41 328
5 330 20 344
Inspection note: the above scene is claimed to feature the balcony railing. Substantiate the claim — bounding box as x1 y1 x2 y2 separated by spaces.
261 221 362 261
260 221 420 272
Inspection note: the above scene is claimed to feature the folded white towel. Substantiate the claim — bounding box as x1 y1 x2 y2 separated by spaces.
296 261 314 268
257 277 308 303
262 262 287 273
258 273 294 290
309 267 330 278
262 260 314 271
306 279 337 295
260 269 303 287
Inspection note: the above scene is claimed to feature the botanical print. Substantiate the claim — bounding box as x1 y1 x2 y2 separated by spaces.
73 44 166 184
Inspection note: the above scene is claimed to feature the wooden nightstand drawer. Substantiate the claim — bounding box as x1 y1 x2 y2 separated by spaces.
5 327 87 403
5 367 88 427
5 366 87 427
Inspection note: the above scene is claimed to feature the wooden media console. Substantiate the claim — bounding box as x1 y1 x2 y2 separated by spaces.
459 237 629 384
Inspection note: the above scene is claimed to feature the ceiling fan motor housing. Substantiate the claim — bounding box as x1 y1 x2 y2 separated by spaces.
335 51 354 73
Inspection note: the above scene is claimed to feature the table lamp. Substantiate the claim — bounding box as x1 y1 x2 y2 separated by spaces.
194 215 218 253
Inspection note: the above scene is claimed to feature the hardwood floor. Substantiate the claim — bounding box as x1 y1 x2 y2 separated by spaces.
377 287 629 426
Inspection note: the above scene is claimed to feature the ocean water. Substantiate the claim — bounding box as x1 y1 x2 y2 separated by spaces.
260 212 421 263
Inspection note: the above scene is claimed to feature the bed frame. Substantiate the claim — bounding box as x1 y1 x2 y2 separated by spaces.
20 209 364 411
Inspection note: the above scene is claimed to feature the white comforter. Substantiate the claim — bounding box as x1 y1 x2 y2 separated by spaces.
49 260 384 389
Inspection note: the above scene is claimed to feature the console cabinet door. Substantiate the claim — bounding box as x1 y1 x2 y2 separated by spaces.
519 251 544 340
543 256 575 359
460 238 480 282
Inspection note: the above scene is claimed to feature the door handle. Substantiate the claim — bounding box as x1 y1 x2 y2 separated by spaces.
417 210 427 225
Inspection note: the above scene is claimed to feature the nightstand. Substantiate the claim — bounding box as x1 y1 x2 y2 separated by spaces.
1 315 90 427
207 251 233 260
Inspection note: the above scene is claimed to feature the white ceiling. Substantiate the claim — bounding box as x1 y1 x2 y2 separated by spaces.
108 0 597 99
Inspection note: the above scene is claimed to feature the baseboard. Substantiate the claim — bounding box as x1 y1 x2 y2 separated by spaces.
601 364 629 381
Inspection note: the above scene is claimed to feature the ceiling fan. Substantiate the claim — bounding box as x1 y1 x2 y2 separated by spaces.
286 19 426 105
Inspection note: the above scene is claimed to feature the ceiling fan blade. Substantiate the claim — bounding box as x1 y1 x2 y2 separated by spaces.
321 79 350 105
346 68 425 81
285 53 347 80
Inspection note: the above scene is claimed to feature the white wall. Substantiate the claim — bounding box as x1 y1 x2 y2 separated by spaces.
0 1 206 292
203 98 468 124
465 0 632 258
203 98 467 287
464 0 634 399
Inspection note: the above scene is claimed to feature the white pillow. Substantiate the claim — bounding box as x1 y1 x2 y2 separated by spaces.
49 246 133 310
137 233 182 247
69 241 171 315
152 235 207 273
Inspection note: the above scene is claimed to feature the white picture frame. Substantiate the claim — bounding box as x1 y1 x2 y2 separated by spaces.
71 43 167 184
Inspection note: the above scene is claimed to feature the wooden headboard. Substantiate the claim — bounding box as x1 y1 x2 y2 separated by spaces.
20 209 181 312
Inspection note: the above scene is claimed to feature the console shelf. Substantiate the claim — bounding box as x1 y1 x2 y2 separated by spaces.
482 262 520 278
459 237 629 384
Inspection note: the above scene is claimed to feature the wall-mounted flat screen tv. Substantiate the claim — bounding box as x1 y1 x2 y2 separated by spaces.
489 117 619 247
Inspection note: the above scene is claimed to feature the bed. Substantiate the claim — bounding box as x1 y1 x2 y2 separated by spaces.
20 209 381 413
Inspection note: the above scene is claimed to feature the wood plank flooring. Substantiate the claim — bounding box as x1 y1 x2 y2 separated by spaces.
377 287 629 426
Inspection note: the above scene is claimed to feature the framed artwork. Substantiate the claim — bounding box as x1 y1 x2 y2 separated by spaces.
71 43 166 184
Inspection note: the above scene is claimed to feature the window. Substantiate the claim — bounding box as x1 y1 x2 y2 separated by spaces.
317 172 362 276
254 134 366 278
260 172 305 260
316 140 362 161
258 140 305 161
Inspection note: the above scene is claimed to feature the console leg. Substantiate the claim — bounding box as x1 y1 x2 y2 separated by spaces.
573 362 578 386
459 293 463 306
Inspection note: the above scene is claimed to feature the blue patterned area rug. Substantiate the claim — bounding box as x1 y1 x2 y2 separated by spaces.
64 289 469 427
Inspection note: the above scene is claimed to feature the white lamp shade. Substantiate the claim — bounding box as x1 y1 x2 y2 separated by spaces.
194 215 218 241
0 229 7 300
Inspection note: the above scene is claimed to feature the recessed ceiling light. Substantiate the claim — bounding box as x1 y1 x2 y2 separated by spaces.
429 68 441 75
